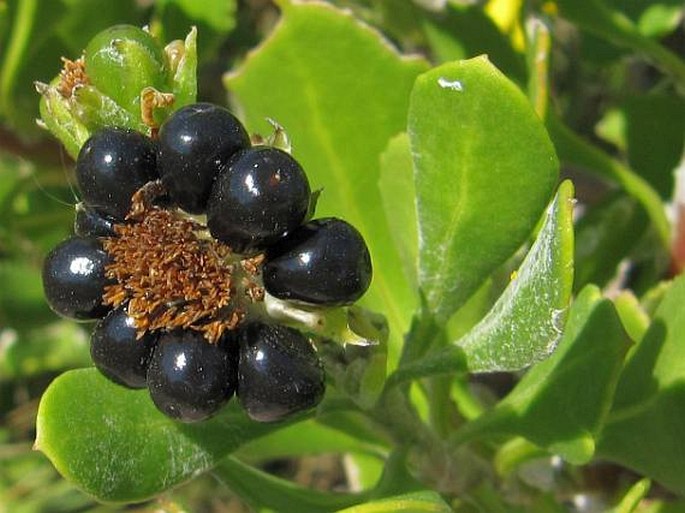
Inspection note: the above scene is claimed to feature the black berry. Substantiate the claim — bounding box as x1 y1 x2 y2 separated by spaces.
42 236 111 320
74 202 117 238
91 305 159 388
237 323 325 423
157 103 250 214
76 127 157 220
263 218 372 305
207 146 311 253
147 330 238 422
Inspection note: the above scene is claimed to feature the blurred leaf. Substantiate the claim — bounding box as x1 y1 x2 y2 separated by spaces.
409 56 558 323
547 113 671 249
0 260 53 328
422 3 525 82
335 491 452 513
613 290 650 344
574 193 648 291
554 0 685 86
35 369 298 502
455 285 630 465
227 1 428 366
154 0 236 59
598 274 685 495
214 456 367 513
606 0 683 38
0 321 90 379
235 419 384 463
378 133 417 291
609 478 651 513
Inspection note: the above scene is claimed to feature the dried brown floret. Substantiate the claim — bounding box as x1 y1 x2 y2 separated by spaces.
102 191 263 342
57 56 90 98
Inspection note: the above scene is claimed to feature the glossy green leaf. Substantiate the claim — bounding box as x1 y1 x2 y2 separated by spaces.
457 180 574 372
409 56 558 323
214 456 367 513
574 192 648 292
335 491 452 513
226 0 428 365
598 274 685 495
379 133 418 290
35 369 295 503
454 285 630 464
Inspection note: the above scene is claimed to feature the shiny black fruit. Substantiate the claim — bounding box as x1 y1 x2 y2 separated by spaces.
91 305 159 388
74 203 117 238
207 146 311 253
157 103 250 214
75 127 157 220
263 218 372 305
237 323 325 423
147 330 238 422
42 236 111 320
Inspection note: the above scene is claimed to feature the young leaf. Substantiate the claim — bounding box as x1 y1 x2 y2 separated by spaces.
453 285 631 465
409 55 558 323
598 274 685 495
457 180 574 372
35 369 296 503
226 1 428 365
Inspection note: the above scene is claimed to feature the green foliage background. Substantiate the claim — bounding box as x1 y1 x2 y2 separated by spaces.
1 0 684 512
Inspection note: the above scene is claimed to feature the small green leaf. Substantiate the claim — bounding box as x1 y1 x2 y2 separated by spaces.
335 491 452 513
609 478 651 513
455 285 630 464
35 369 294 503
598 274 685 495
169 26 197 108
226 1 428 366
457 180 574 372
214 456 367 513
409 56 558 323
70 84 148 133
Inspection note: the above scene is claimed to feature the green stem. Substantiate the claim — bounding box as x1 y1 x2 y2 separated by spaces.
547 113 671 248
0 0 38 118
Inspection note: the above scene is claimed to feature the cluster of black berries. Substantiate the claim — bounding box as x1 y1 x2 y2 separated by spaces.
41 103 372 423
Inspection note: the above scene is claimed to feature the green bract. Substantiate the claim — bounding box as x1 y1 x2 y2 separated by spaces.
35 24 197 158
84 24 168 117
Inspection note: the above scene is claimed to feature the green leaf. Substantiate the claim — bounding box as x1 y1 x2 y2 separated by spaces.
335 491 452 513
226 1 428 366
609 478 651 513
457 180 574 372
35 369 295 503
389 181 574 381
454 285 630 464
214 456 367 513
409 56 558 323
598 274 685 495
379 133 418 290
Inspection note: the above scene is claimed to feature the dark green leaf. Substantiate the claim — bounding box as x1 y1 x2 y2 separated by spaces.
35 369 297 502
454 285 630 464
409 56 558 323
598 274 685 495
227 1 428 366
